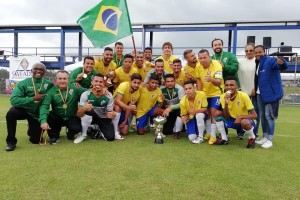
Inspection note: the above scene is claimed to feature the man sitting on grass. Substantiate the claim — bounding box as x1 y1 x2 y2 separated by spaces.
219 77 257 149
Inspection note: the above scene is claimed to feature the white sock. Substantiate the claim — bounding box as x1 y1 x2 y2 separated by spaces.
188 134 197 141
211 123 217 138
245 127 255 139
81 115 92 137
195 113 205 138
205 119 211 134
216 121 227 141
173 117 183 132
112 112 121 134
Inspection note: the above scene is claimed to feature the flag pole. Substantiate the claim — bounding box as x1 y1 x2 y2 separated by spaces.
131 35 137 59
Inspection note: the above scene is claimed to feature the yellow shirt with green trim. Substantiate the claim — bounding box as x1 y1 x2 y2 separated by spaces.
136 86 163 118
180 91 208 116
132 61 153 81
183 62 201 80
93 57 117 76
156 55 178 74
197 60 224 98
113 82 140 105
113 67 138 86
174 70 188 87
220 91 255 119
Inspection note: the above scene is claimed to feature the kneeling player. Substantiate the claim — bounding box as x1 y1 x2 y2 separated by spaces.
112 73 142 139
136 74 164 135
220 77 257 148
180 80 208 144
74 73 116 143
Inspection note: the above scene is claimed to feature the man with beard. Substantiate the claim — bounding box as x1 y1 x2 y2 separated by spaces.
112 73 142 139
172 59 187 87
144 59 169 88
156 42 178 73
132 51 154 81
113 42 125 68
39 70 86 144
197 49 227 145
136 74 164 135
183 50 202 90
113 54 138 89
70 56 98 89
74 73 116 143
211 38 240 86
5 63 53 151
180 80 208 143
161 74 185 139
94 47 117 91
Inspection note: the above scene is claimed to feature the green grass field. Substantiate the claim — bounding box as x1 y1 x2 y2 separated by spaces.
0 95 299 200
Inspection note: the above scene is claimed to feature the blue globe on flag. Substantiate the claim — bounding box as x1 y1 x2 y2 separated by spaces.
102 9 118 31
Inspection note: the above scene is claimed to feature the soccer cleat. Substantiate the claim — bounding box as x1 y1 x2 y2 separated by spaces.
49 138 59 145
173 132 181 139
115 132 124 140
74 135 86 144
261 140 273 148
192 136 204 144
208 137 217 145
216 137 229 145
204 133 211 140
236 135 244 140
256 137 267 145
246 138 256 149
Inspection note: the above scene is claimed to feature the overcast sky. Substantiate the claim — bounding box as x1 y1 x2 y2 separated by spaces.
1 0 300 57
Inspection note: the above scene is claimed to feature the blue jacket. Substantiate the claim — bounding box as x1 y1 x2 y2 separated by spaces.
258 56 287 103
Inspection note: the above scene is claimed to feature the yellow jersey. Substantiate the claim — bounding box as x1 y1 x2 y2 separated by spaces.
93 57 117 75
113 82 140 105
136 86 163 118
197 60 224 98
132 61 154 81
220 91 255 119
113 67 138 86
183 62 201 80
174 71 188 87
180 91 208 116
156 55 178 74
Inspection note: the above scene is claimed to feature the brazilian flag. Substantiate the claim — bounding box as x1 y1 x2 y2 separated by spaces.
77 0 132 48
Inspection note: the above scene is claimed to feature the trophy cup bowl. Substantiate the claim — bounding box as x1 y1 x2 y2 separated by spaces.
153 116 167 144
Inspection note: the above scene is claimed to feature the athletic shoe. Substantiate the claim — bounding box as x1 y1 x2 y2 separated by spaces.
115 132 124 140
246 138 256 149
256 137 267 145
208 137 217 145
261 140 273 148
236 135 244 140
49 138 59 145
216 137 229 145
192 136 204 144
204 133 211 140
5 143 16 151
173 132 181 139
74 135 86 144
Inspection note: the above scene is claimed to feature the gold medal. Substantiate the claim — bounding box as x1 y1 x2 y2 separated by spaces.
83 73 87 78
63 103 67 109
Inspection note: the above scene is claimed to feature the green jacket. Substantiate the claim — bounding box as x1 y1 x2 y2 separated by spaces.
69 67 98 89
10 77 53 119
212 51 240 87
39 83 86 123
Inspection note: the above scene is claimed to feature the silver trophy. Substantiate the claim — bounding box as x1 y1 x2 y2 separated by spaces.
153 116 167 144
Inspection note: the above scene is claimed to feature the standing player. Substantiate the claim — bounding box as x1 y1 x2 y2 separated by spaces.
113 42 125 68
132 51 154 81
180 80 208 143
156 42 178 73
172 59 187 87
144 59 169 88
112 73 142 138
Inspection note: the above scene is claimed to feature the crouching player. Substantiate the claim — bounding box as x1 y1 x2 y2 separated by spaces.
74 73 116 143
136 74 164 135
112 73 142 139
161 74 185 139
220 77 257 148
180 80 208 144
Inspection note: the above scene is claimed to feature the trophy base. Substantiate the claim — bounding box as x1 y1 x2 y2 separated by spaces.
154 137 164 144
